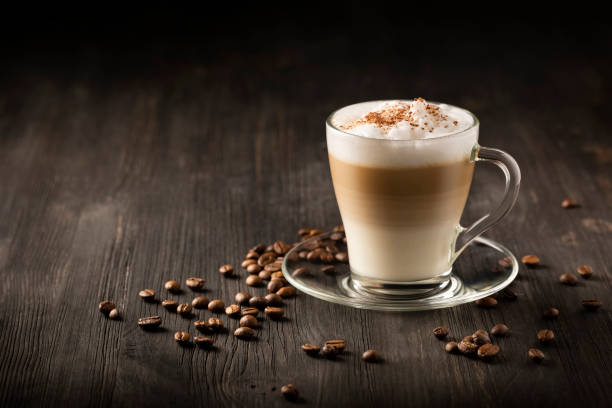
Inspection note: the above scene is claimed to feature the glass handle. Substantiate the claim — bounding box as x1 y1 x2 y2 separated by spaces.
452 145 521 261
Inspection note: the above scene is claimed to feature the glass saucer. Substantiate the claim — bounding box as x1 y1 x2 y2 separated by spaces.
281 232 518 311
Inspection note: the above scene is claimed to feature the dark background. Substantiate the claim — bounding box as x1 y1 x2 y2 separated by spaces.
1 5 611 407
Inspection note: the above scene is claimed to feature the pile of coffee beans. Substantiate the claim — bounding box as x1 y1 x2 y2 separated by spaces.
436 325 503 361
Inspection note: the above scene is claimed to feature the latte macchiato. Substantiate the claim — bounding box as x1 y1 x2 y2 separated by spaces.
327 99 478 283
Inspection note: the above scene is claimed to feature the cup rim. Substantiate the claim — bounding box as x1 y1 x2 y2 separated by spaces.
326 100 479 143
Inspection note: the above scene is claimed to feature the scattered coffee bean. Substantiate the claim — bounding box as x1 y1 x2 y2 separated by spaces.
298 250 308 260
361 349 379 362
264 263 281 273
225 304 241 318
246 275 263 287
162 299 178 311
247 264 262 274
245 251 260 260
258 270 272 280
301 343 321 356
164 280 180 293
561 198 578 209
186 277 205 290
192 296 210 309
320 252 335 263
241 307 259 317
298 228 312 236
292 267 310 277
234 326 255 339
138 316 161 329
265 306 284 320
458 340 478 355
250 243 266 253
281 384 299 401
321 265 336 274
321 344 340 358
219 264 234 277
265 293 283 306
477 344 500 360
194 320 209 332
330 232 344 241
433 326 449 340
174 331 190 344
242 259 257 268
537 329 555 344
490 324 509 337
271 271 284 279
576 265 593 279
445 341 459 353
139 289 155 300
108 309 119 320
325 339 346 352
208 299 225 313
272 240 292 255
277 286 297 298
582 299 602 311
462 335 473 342
235 291 251 305
98 300 116 315
265 244 274 252
335 252 348 263
543 307 559 319
240 314 258 328
498 256 513 268
521 254 540 266
475 296 497 308
177 303 193 316
208 317 223 331
249 296 268 310
267 278 285 293
559 273 578 286
257 252 277 267
325 243 339 254
472 329 491 345
306 248 325 262
194 336 214 348
528 348 545 363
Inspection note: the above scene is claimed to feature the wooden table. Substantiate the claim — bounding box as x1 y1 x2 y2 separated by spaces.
1 15 610 407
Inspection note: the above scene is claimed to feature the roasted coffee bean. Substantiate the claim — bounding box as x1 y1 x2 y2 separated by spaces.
250 243 267 253
194 320 210 332
267 278 285 293
528 348 545 363
235 291 251 305
208 317 223 330
433 326 449 340
263 264 281 273
174 331 190 344
490 323 509 337
177 303 193 316
241 307 259 317
559 273 578 285
521 254 540 266
462 335 473 343
292 267 310 277
265 244 274 252
335 252 348 263
537 329 555 344
561 198 578 208
475 296 497 308
239 314 259 328
301 343 321 356
329 232 344 241
234 326 255 339
139 289 155 300
108 309 119 320
472 329 491 345
192 296 209 309
246 275 263 287
302 239 321 250
164 280 180 293
543 307 559 319
98 300 116 315
219 264 234 277
273 240 292 255
361 349 379 362
577 265 593 279
445 342 459 353
498 256 513 268
194 336 214 348
258 270 272 280
245 251 260 260
298 250 308 260
277 286 297 298
242 259 257 268
257 252 277 267
270 271 284 279
298 228 312 236
477 344 500 360
138 316 161 329
162 299 178 311
208 299 225 313
321 344 341 358
332 225 344 232
225 304 241 318
325 339 346 352
308 229 324 237
186 277 205 290
458 340 478 355
582 299 602 311
281 384 299 401
249 296 268 310
320 252 335 263
265 293 283 306
265 306 284 320
247 264 262 274
321 265 336 274
306 248 325 262
325 243 339 254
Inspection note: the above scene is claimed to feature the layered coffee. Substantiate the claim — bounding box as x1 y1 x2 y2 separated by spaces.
327 99 478 282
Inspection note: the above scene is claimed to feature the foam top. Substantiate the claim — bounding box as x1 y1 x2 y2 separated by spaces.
327 99 479 167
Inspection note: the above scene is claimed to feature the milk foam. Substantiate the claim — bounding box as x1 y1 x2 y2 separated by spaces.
327 100 479 167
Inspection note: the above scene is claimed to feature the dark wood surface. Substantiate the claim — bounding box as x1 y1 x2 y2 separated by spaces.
1 13 611 407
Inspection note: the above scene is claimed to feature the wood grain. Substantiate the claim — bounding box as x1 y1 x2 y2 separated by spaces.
0 17 611 407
